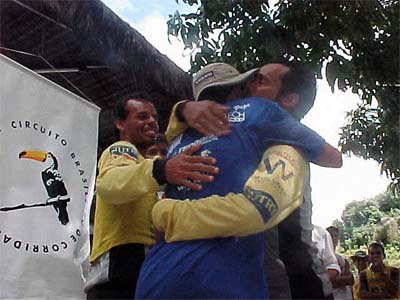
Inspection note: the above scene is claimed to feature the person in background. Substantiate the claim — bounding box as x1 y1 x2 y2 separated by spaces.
312 225 341 293
351 250 369 300
145 133 169 200
145 133 168 159
326 226 354 299
84 96 219 300
359 241 399 300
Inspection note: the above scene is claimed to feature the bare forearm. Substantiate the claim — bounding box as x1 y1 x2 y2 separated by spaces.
332 274 354 288
312 143 342 168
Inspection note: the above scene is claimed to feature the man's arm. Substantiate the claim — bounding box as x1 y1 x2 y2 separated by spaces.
97 143 218 205
332 258 354 288
167 100 342 168
320 228 341 283
152 145 308 242
312 143 342 168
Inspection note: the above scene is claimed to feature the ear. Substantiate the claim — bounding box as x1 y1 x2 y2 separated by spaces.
115 119 125 132
278 93 299 111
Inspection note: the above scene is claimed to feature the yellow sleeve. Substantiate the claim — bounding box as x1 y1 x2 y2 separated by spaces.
152 145 308 242
96 142 161 205
165 101 188 144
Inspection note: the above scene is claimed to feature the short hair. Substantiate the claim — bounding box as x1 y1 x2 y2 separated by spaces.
274 60 317 120
368 241 386 258
113 95 154 137
113 95 153 121
326 226 339 234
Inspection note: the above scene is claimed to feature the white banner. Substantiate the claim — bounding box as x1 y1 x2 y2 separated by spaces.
0 54 100 300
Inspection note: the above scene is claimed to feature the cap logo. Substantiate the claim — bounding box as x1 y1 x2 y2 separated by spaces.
194 71 215 86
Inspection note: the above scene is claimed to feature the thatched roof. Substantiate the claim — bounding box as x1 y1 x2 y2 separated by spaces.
0 0 192 150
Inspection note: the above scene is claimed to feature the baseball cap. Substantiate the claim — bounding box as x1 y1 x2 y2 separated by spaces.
351 250 367 260
192 63 259 101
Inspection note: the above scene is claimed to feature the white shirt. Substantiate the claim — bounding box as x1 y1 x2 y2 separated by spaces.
312 225 341 274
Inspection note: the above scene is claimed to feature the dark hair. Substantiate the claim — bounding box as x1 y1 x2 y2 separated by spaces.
113 95 153 121
368 241 386 258
274 60 317 120
326 226 339 234
113 95 154 137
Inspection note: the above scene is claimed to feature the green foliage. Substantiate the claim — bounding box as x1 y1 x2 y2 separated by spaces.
168 0 400 192
333 190 400 265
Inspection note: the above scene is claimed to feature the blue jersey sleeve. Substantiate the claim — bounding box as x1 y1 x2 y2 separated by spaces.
246 97 325 161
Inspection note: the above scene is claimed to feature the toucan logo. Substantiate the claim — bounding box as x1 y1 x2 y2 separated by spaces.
0 149 70 225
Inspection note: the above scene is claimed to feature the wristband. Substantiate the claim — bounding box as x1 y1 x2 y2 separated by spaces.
153 158 167 185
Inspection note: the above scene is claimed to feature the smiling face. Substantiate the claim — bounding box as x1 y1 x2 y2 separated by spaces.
116 99 159 150
368 244 385 266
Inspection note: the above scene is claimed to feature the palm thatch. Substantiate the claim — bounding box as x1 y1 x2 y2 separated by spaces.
0 0 192 150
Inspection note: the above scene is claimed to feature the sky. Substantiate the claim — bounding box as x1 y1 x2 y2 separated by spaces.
102 0 391 227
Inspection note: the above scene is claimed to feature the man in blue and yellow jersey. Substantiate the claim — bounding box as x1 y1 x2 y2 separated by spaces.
84 96 219 300
136 62 342 299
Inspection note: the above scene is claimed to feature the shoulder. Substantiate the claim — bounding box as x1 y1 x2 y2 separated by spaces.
263 145 307 174
110 141 138 158
102 141 140 162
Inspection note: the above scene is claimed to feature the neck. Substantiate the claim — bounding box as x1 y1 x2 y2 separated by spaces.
371 263 385 272
136 145 147 157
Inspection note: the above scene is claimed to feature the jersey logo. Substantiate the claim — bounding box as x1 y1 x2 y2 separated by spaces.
177 135 218 154
263 157 294 181
110 146 137 160
244 186 278 223
227 103 250 123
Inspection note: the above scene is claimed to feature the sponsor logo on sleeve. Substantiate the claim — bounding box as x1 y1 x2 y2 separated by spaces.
263 157 294 181
110 145 137 160
244 186 278 223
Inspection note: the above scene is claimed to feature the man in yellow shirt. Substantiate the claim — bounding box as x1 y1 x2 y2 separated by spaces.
85 96 219 299
359 241 399 300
